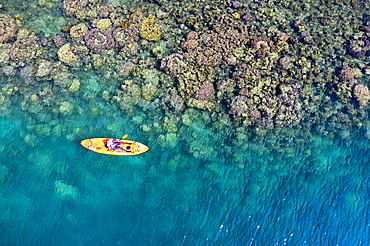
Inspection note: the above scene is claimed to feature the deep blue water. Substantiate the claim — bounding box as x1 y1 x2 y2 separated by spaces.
1 104 370 245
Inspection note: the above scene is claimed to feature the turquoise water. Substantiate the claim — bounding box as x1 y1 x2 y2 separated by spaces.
1 0 370 245
1 100 370 245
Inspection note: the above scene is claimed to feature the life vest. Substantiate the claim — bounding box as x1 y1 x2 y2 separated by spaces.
107 139 116 150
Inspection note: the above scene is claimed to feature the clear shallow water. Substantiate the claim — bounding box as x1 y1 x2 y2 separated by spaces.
1 103 370 245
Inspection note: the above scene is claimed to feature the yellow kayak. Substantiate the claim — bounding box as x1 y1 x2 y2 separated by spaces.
81 136 149 156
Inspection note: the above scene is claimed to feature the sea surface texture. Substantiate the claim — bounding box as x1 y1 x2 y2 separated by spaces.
1 0 370 245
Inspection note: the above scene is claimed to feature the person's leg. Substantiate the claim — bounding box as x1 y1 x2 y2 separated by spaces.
113 143 128 151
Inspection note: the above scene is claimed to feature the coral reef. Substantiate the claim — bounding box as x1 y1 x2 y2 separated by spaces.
62 0 89 17
53 35 66 47
9 37 44 65
113 27 138 47
339 66 354 81
161 94 184 114
182 14 249 67
139 15 162 41
192 81 214 100
69 79 80 92
181 31 199 50
347 35 370 58
1 0 370 153
160 53 185 76
353 84 370 106
279 56 292 70
141 82 159 101
156 10 168 20
228 96 248 118
57 43 79 66
107 2 129 27
251 36 276 59
300 30 313 44
60 101 73 114
118 62 135 77
0 14 17 43
228 77 303 128
84 28 115 54
70 24 88 38
96 19 112 30
217 79 236 94
232 63 261 89
54 180 79 200
20 65 35 85
35 60 53 78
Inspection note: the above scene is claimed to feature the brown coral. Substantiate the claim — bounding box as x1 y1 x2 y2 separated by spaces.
113 27 138 47
186 31 198 40
249 109 261 121
9 37 43 62
353 84 370 106
192 81 214 100
181 39 198 50
229 96 248 117
181 14 249 68
251 36 275 52
276 32 289 42
279 56 292 70
118 62 135 77
255 44 269 59
62 0 89 17
161 94 184 114
338 66 354 82
160 53 185 76
0 14 17 43
217 79 235 93
232 63 260 89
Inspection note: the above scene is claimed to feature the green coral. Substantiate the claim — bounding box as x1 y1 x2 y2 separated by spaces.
139 15 162 41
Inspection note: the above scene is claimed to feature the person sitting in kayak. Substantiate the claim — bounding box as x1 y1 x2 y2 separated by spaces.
101 134 135 154
106 139 127 151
